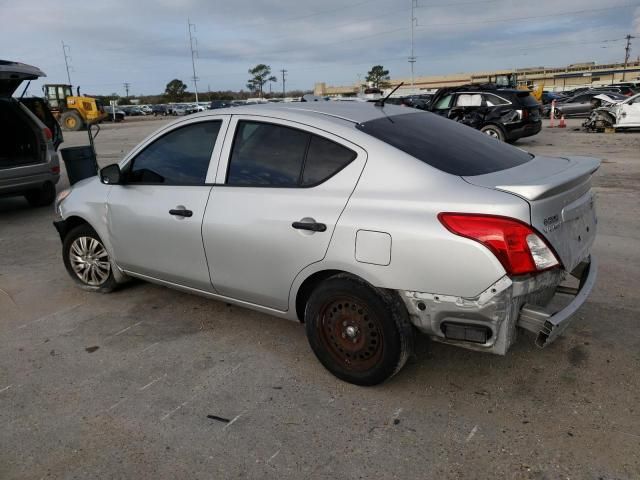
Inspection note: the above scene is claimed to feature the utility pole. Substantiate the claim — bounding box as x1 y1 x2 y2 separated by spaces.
408 0 418 88
123 82 130 98
188 19 199 104
622 34 635 81
281 69 287 98
61 41 72 85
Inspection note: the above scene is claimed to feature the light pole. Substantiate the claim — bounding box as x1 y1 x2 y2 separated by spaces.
188 19 199 103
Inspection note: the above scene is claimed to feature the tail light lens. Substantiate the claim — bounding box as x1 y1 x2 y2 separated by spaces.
438 213 560 276
43 127 53 140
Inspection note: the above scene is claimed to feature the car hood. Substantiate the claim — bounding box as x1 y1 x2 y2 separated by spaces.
593 94 625 105
0 60 45 97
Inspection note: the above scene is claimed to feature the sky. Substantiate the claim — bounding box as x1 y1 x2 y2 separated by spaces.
2 0 640 97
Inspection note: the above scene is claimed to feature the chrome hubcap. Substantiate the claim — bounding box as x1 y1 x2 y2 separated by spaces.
69 236 110 286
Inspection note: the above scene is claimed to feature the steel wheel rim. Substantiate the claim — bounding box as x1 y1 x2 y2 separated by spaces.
69 236 111 286
317 296 383 372
65 117 77 128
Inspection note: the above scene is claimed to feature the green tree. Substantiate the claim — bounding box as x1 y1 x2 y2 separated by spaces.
164 79 188 102
247 64 277 98
365 65 390 89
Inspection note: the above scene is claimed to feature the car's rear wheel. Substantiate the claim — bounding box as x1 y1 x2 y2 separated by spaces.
63 224 117 292
480 124 505 141
24 181 56 207
304 275 414 386
60 111 84 131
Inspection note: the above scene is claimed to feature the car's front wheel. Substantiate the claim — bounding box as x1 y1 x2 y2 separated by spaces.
304 275 414 386
63 224 117 292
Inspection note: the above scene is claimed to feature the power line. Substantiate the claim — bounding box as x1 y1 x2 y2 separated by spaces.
61 41 72 85
188 18 199 104
623 34 635 81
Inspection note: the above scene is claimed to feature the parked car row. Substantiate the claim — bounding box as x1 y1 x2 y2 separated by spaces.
542 90 629 118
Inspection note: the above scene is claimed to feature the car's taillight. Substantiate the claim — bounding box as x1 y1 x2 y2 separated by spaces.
51 165 60 174
43 127 52 140
522 108 529 120
438 213 560 276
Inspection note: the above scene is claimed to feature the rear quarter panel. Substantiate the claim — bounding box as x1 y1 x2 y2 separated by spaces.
293 138 532 303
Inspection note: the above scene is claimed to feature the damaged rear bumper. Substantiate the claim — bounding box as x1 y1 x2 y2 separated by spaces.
400 256 596 355
519 256 597 347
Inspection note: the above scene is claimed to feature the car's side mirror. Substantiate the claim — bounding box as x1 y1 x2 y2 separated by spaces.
100 164 122 185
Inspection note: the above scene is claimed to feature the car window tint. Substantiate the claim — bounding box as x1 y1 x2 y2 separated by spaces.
227 121 310 187
356 112 532 176
128 121 221 184
483 93 510 106
302 136 357 186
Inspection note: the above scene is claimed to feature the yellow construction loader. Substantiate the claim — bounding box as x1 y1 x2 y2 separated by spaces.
42 84 106 131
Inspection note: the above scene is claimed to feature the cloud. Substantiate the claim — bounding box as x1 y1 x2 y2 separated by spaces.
633 7 640 35
1 0 636 94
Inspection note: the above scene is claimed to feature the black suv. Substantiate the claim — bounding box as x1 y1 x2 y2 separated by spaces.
427 85 542 142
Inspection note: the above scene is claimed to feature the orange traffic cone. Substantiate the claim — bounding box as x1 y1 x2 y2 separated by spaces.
558 115 566 128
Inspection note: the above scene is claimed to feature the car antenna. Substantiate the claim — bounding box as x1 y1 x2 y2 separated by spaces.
375 82 404 107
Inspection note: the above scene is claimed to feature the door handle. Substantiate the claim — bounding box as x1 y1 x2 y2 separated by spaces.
292 221 326 232
169 208 193 218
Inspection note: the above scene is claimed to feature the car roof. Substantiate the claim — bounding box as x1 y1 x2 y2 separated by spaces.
187 101 416 125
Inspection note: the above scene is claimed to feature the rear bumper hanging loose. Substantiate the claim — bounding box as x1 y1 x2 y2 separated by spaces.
518 256 597 347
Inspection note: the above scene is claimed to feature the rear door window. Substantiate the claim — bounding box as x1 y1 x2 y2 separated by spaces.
226 121 357 187
455 94 482 107
356 112 532 176
227 121 309 186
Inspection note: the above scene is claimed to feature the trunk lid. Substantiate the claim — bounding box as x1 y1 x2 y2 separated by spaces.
464 155 600 272
0 60 46 97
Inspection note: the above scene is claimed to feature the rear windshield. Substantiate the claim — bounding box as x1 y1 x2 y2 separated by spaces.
516 92 541 107
355 112 532 176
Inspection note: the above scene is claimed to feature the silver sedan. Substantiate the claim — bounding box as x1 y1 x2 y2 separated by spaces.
53 102 598 385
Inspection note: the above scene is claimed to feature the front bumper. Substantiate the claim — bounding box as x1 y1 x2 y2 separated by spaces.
518 256 597 347
400 256 596 355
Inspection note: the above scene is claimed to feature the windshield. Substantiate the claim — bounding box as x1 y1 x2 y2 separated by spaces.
355 112 533 176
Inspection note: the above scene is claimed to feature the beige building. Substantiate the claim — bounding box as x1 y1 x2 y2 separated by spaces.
314 60 640 96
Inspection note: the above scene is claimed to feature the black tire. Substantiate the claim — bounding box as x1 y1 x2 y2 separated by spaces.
304 275 414 386
480 124 505 141
62 224 117 293
60 111 84 131
24 181 56 207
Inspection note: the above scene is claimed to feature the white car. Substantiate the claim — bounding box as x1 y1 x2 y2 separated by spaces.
586 93 640 130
